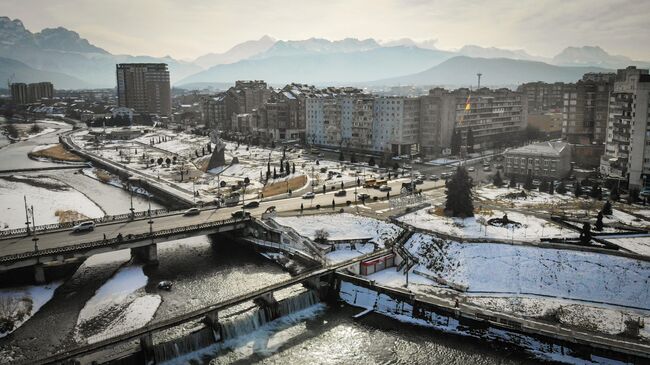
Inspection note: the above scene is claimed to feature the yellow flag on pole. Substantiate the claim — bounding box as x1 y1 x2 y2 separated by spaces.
464 94 471 111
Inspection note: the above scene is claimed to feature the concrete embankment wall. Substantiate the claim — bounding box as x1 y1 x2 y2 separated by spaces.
336 272 649 364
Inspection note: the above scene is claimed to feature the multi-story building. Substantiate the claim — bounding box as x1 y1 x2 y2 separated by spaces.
10 82 54 104
505 141 572 180
518 82 574 113
600 67 650 190
455 88 528 151
254 84 317 141
200 80 271 131
116 63 171 117
418 88 463 156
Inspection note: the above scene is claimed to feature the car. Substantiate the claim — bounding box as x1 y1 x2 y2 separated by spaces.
265 206 276 213
231 210 251 219
357 193 370 200
73 221 95 232
429 175 439 181
336 174 342 178
496 164 504 169
414 178 424 185
483 166 492 172
467 167 475 172
335 190 347 197
183 208 200 216
243 201 259 209
302 192 315 199
379 184 392 192
532 179 541 187
157 281 173 291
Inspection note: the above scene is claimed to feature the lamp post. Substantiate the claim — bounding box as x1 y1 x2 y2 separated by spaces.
30 206 38 252
242 177 250 213
128 182 135 220
24 196 30 236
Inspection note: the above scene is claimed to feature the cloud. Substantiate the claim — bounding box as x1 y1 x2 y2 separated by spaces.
1 0 648 60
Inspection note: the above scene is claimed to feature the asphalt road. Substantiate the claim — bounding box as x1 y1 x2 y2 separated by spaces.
0 177 444 257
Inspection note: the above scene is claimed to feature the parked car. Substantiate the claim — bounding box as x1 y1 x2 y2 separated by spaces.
414 178 424 185
243 201 260 209
335 190 347 197
183 208 200 216
496 164 504 169
302 192 315 199
467 167 475 172
532 179 541 187
157 281 173 291
357 193 370 200
483 166 492 172
231 210 251 219
73 221 95 232
379 184 392 192
265 206 276 213
429 175 439 181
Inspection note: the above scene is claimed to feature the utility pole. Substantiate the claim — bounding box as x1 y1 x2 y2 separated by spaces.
128 182 135 220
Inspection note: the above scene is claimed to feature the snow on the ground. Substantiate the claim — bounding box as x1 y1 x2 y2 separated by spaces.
398 207 569 242
0 282 62 338
403 233 650 309
325 243 375 263
603 236 650 256
31 143 58 153
0 175 105 230
273 213 402 247
603 209 650 229
75 265 160 344
466 296 650 339
26 127 56 139
476 186 573 206
367 267 435 287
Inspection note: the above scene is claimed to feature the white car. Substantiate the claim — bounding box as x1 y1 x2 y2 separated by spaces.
302 192 315 199
379 184 392 192
467 167 476 172
73 221 95 232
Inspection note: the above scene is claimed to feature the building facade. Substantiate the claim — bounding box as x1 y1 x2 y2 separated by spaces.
505 141 572 180
600 67 650 190
10 82 53 104
116 63 171 117
518 82 574 113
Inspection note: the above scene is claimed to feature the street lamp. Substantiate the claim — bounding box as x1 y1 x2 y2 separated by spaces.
30 206 38 252
242 177 250 212
24 196 31 236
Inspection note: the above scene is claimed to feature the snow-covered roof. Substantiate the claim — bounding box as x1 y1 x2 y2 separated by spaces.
506 141 569 157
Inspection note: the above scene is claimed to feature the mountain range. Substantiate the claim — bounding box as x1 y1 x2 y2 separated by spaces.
1 16 649 90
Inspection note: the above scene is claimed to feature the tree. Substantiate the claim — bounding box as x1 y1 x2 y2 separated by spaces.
539 180 549 192
574 181 583 197
150 158 155 165
556 181 567 194
292 163 296 174
602 200 613 215
157 158 163 166
4 123 18 139
444 166 474 217
466 128 475 154
368 156 376 167
29 123 42 134
629 188 639 204
493 170 503 187
172 156 177 164
591 183 602 200
548 180 555 195
314 229 329 243
286 161 290 175
350 152 357 163
579 222 591 244
339 150 344 161
451 129 461 156
202 147 205 156
595 211 604 231
273 167 277 179
280 160 285 173
523 173 533 190
165 157 171 166
509 175 517 188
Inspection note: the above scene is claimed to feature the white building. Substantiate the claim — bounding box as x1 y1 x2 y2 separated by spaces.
600 67 650 190
505 141 572 180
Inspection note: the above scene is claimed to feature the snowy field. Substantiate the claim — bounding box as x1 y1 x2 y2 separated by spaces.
75 264 160 344
403 233 650 309
603 236 650 256
398 207 570 242
0 282 62 338
325 243 376 263
273 213 402 246
0 175 105 230
476 186 574 206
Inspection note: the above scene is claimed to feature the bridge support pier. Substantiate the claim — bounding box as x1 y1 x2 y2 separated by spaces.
131 244 158 265
139 333 154 364
255 292 280 320
34 264 46 284
204 310 222 342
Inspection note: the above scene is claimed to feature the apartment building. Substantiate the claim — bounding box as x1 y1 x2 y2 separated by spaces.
10 82 54 104
116 63 171 116
201 80 271 130
518 82 574 113
600 67 650 190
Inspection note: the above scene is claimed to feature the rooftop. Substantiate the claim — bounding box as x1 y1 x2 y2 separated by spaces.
506 140 569 157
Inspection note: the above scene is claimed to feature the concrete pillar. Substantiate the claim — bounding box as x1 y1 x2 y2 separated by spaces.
131 244 158 264
204 310 222 342
139 333 154 364
34 265 46 284
255 292 279 320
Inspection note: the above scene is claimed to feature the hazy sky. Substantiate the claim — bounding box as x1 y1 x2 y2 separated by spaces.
2 0 649 60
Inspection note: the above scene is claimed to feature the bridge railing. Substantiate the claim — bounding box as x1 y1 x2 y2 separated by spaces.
0 208 194 239
0 217 251 265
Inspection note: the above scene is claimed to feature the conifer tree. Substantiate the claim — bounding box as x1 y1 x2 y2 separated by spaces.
548 180 554 194
509 175 517 188
539 180 549 192
602 200 613 215
524 173 534 190
595 211 604 231
493 170 503 187
610 185 620 201
451 129 461 156
556 181 567 194
444 166 474 217
574 181 582 197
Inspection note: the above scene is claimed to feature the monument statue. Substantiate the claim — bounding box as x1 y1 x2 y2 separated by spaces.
206 129 226 171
